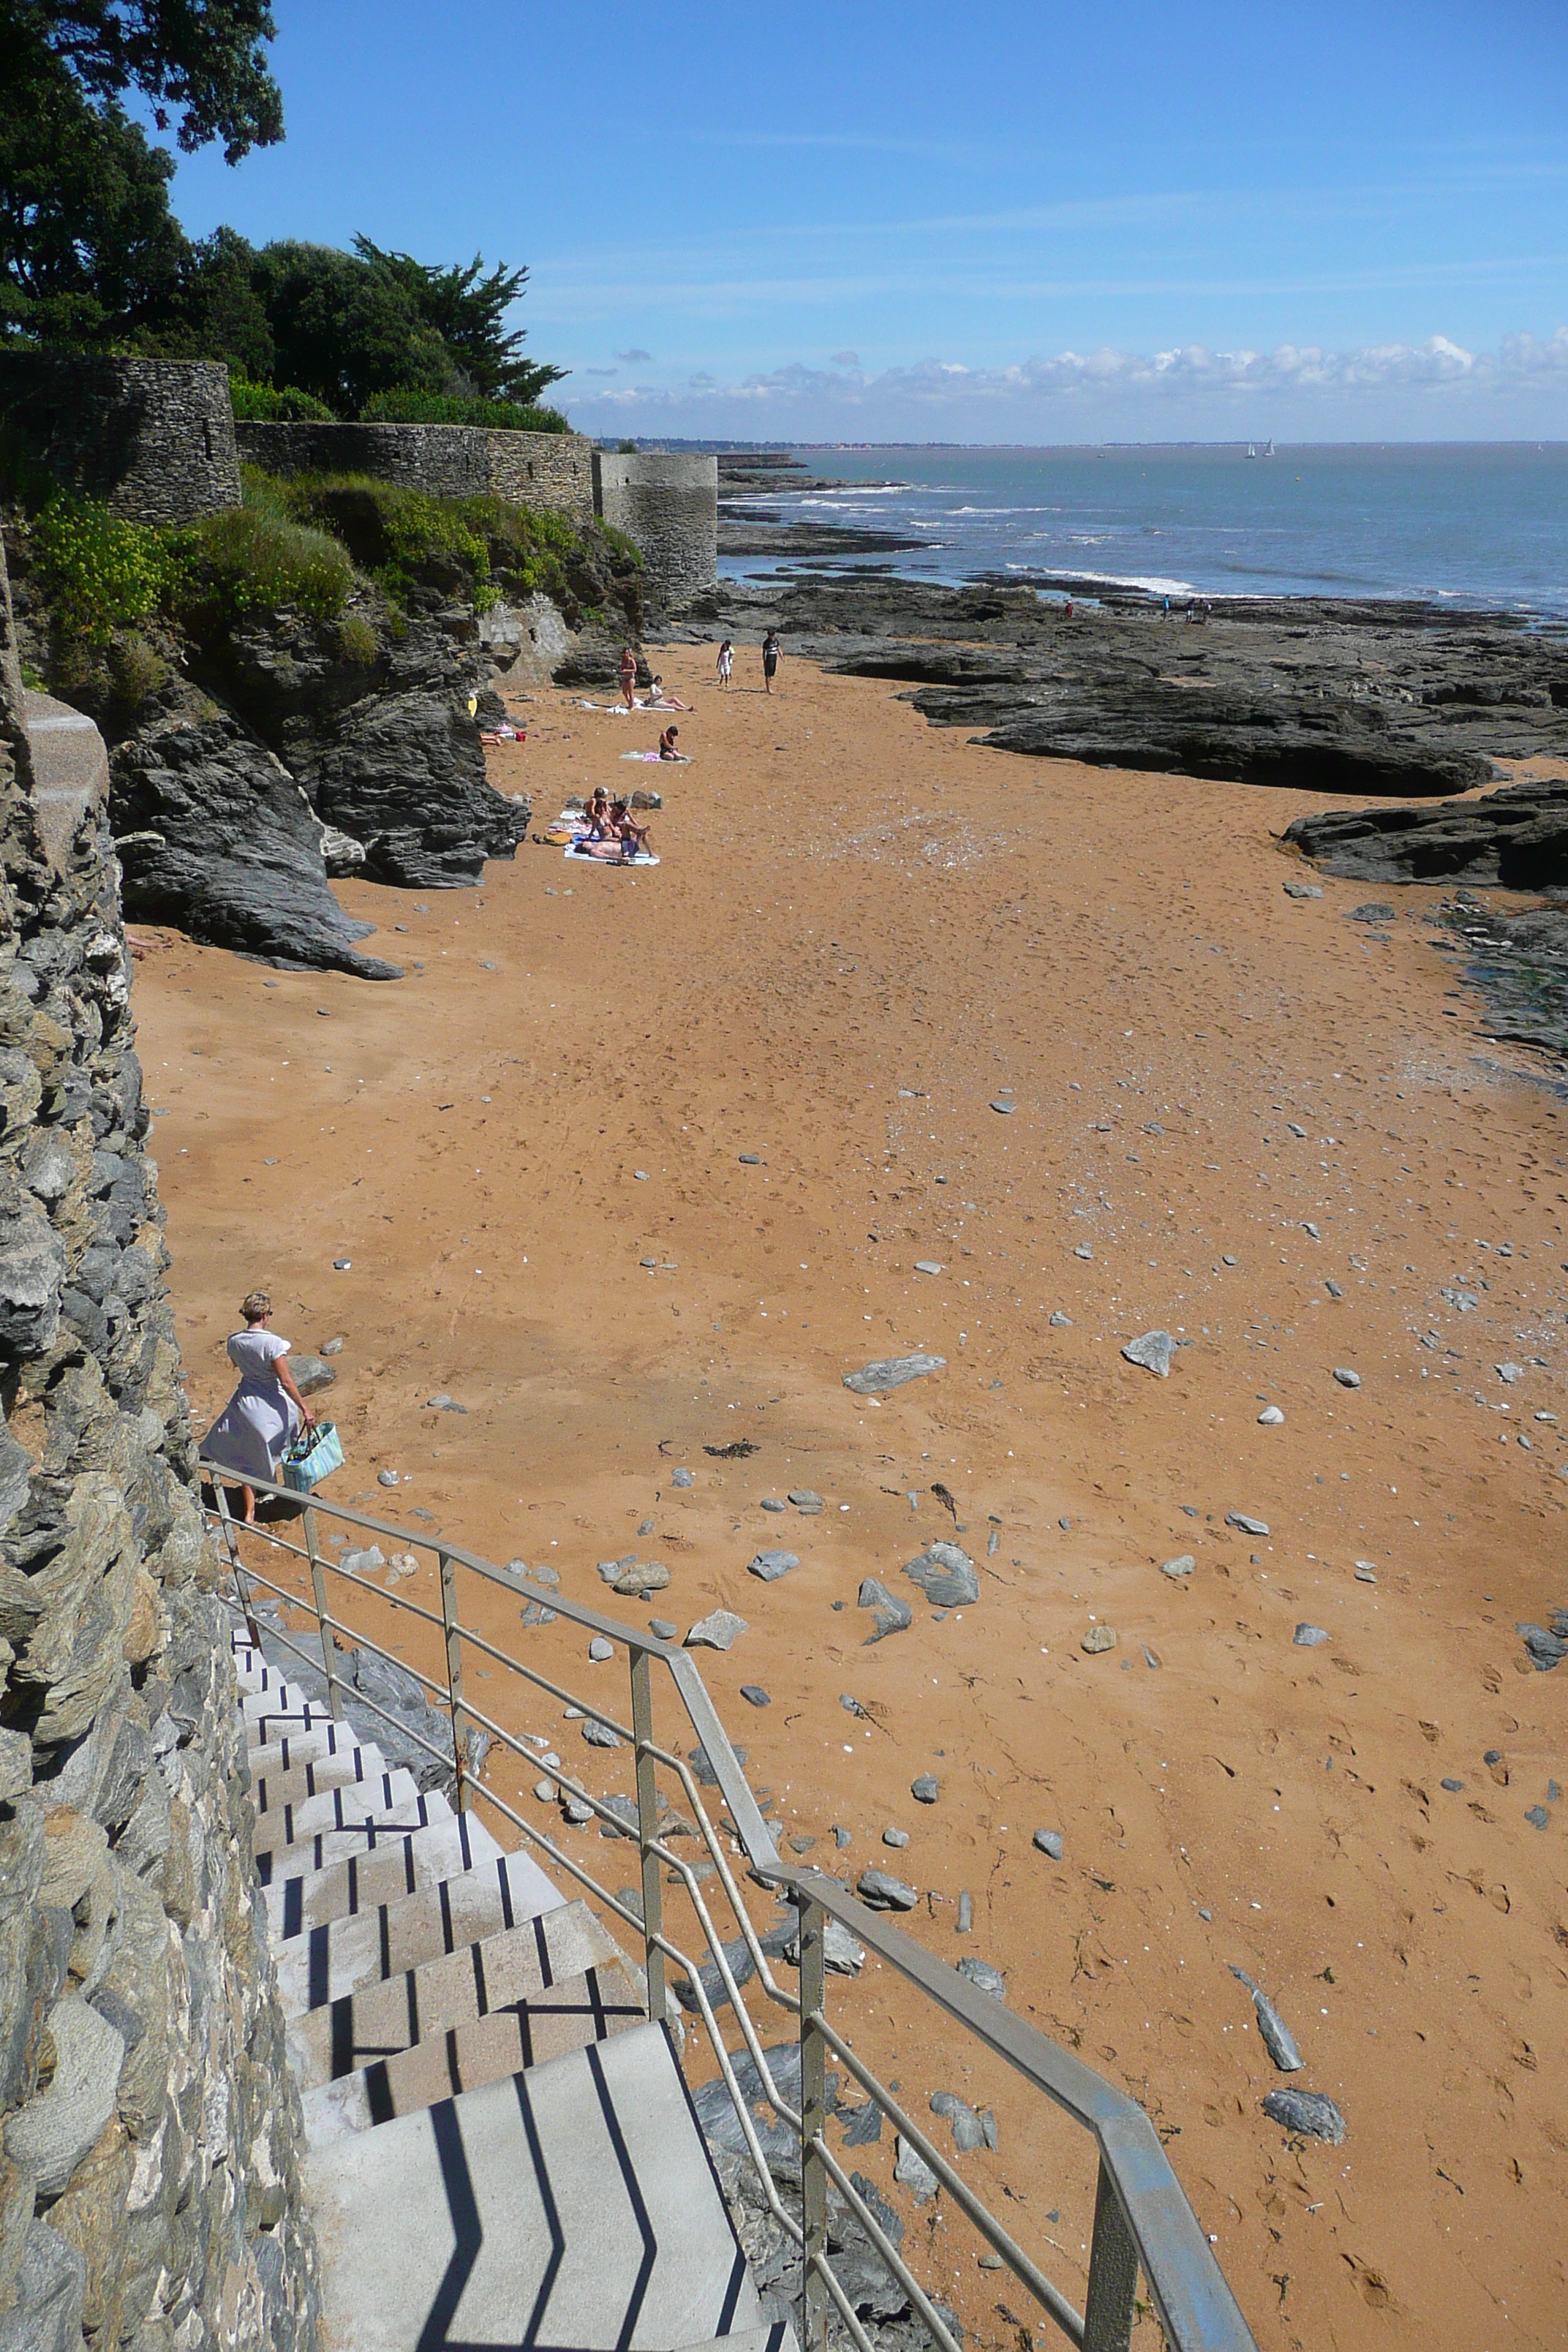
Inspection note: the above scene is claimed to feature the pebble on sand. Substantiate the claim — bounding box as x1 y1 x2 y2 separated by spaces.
1258 1405 1285 1425
671 1466 695 1487
1122 1329 1179 1377
1262 2089 1346 2144
740 1685 772 1708
1226 1512 1270 1537
1048 1311 1072 1327
843 1352 946 1395
685 1609 749 1651
1081 1625 1117 1654
911 1774 940 1803
589 1637 614 1662
1033 1828 1065 1860
895 2136 938 2203
883 1827 910 1849
1332 1366 1361 1389
857 1869 918 1910
1160 1555 1196 1579
377 1469 400 1488
1294 1624 1330 1647
913 1260 945 1275
426 1393 467 1413
956 1956 1005 2000
748 1550 799 1580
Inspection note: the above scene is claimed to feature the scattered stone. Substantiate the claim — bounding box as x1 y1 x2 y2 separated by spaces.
533 1779 556 1801
739 1153 764 1164
649 1618 677 1640
674 1934 758 2014
290 1355 338 1396
1354 1562 1378 1584
956 1956 1006 2001
930 2092 996 2153
340 1545 385 1578
788 1833 816 1854
895 2136 938 2203
1258 1406 1285 1425
784 1917 866 1977
843 1352 946 1395
987 1527 999 1556
1160 1553 1196 1580
839 2100 881 2144
911 1774 940 1804
856 1574 911 1643
1496 1362 1525 1384
1294 1624 1330 1648
425 1392 467 1413
616 1560 671 1596
1048 1311 1072 1327
640 1257 657 1269
902 1542 979 1607
1033 1828 1065 1860
1080 1626 1117 1654
956 1891 973 1934
913 1260 944 1275
857 1869 918 1911
834 1825 853 1850
1223 1254 1238 1266
671 1466 695 1488
758 1500 787 1518
741 1685 772 1708
685 1610 749 1651
1282 879 1323 899
1325 1278 1343 1298
597 1560 627 1584
749 1550 800 1580
989 1099 1016 1115
1123 1329 1178 1376
638 1517 655 1536
1073 1245 1093 1260
1346 902 1395 923
1441 1778 1464 1793
686 1741 747 1787
1262 2089 1346 2144
1226 1512 1270 1536
1230 1967 1305 2071
1525 1804 1550 1829
1518 1622 1567 1671
882 1827 910 1850
1287 1122 1308 1139
581 1719 622 1749
333 1258 351 1270
788 1489 823 1510
588 1637 614 1662
1332 1367 1361 1390
376 1469 400 1487
320 1336 344 1354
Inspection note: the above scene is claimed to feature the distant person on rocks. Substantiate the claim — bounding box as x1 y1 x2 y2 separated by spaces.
619 645 638 709
1161 595 1171 621
717 638 734 688
658 725 682 760
200 1291 315 1524
761 630 781 694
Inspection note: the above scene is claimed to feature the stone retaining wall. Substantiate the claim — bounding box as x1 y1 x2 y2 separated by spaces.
0 529 318 2352
234 421 595 522
0 355 241 524
591 453 718 611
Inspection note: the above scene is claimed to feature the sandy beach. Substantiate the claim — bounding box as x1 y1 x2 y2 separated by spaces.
133 640 1566 2352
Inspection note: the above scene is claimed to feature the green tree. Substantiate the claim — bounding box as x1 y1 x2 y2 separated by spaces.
353 236 567 407
3 0 284 162
249 241 455 416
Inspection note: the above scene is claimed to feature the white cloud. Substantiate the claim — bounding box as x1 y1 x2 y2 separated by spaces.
566 328 1568 438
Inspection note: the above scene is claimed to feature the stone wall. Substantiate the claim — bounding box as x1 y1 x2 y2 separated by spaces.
234 421 595 521
0 356 241 525
591 453 718 611
0 531 318 2352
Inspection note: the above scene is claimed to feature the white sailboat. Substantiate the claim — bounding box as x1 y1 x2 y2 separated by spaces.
1245 442 1257 459
1263 437 1276 457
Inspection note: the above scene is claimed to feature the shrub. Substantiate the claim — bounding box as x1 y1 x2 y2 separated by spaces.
266 472 493 610
358 388 570 434
336 612 378 666
229 378 337 422
30 497 188 647
175 504 353 626
107 632 171 709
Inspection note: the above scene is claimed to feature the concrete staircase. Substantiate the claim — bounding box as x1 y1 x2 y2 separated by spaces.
230 1620 792 2352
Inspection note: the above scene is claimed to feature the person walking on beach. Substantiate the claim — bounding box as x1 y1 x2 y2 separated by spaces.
200 1290 315 1524
717 638 734 689
761 630 781 695
618 645 638 710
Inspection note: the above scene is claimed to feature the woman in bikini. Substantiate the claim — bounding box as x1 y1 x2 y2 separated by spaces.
658 725 682 760
582 787 614 841
611 800 651 859
618 645 638 709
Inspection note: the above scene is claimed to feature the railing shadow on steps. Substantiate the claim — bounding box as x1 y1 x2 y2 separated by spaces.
204 1475 1259 2352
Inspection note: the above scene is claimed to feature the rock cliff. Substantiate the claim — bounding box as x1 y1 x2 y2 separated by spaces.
0 536 318 2352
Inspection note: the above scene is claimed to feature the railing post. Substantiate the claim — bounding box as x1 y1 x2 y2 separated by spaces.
303 1501 343 1723
629 1651 666 2024
798 1893 829 2352
1083 2155 1140 2352
213 1482 262 1647
439 1550 471 1812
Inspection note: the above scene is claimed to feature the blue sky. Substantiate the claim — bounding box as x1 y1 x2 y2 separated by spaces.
165 0 1568 441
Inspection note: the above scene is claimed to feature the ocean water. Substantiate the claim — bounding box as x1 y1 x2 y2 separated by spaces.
720 442 1568 618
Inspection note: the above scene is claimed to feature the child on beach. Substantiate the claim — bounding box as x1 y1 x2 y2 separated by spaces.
717 639 734 688
583 788 614 840
761 630 780 693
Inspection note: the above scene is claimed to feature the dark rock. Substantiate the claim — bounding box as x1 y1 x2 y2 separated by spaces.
902 1542 979 1607
843 1352 946 1395
1262 2088 1346 2144
1518 1623 1566 1670
856 1869 917 1911
1229 1967 1305 2071
749 1549 799 1580
1032 1828 1064 1861
857 1578 913 1643
911 1774 939 1804
956 1956 1006 2001
1286 774 1568 889
741 1685 772 1707
930 2092 997 2153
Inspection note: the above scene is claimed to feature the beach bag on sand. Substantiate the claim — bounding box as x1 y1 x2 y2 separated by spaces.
281 1422 344 1493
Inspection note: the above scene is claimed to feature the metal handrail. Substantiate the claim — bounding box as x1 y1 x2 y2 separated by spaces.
205 1472 1258 2352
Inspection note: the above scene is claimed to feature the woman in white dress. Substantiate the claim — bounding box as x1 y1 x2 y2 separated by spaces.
200 1291 316 1523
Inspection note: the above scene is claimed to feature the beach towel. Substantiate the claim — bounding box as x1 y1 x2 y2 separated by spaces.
620 750 689 764
565 841 659 866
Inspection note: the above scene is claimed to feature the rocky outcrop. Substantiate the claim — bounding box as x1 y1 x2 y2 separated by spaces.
671 574 1568 799
0 535 318 2352
1284 773 1568 886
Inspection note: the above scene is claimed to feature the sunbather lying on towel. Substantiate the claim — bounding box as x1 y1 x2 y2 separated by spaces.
642 676 692 711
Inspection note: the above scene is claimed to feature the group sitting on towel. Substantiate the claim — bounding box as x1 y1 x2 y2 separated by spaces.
580 788 652 858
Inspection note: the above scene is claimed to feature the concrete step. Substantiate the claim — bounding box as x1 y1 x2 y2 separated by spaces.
252 1770 421 1858
290 1902 634 2085
247 1720 372 1779
307 2021 761 2352
674 2328 799 2352
276 1859 581 2019
252 1743 389 1815
298 1951 646 2146
255 1789 455 1888
263 1809 509 1942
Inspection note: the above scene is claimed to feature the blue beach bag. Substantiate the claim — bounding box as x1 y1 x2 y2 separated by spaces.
281 1421 344 1493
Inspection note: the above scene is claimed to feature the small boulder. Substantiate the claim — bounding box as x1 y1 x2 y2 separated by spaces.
748 1550 799 1581
1080 1625 1116 1654
1032 1828 1064 1860
1122 1330 1178 1377
1262 2089 1346 2144
857 1869 918 1911
685 1610 749 1652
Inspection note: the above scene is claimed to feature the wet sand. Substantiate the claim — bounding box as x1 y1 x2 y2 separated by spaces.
135 644 1567 2351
